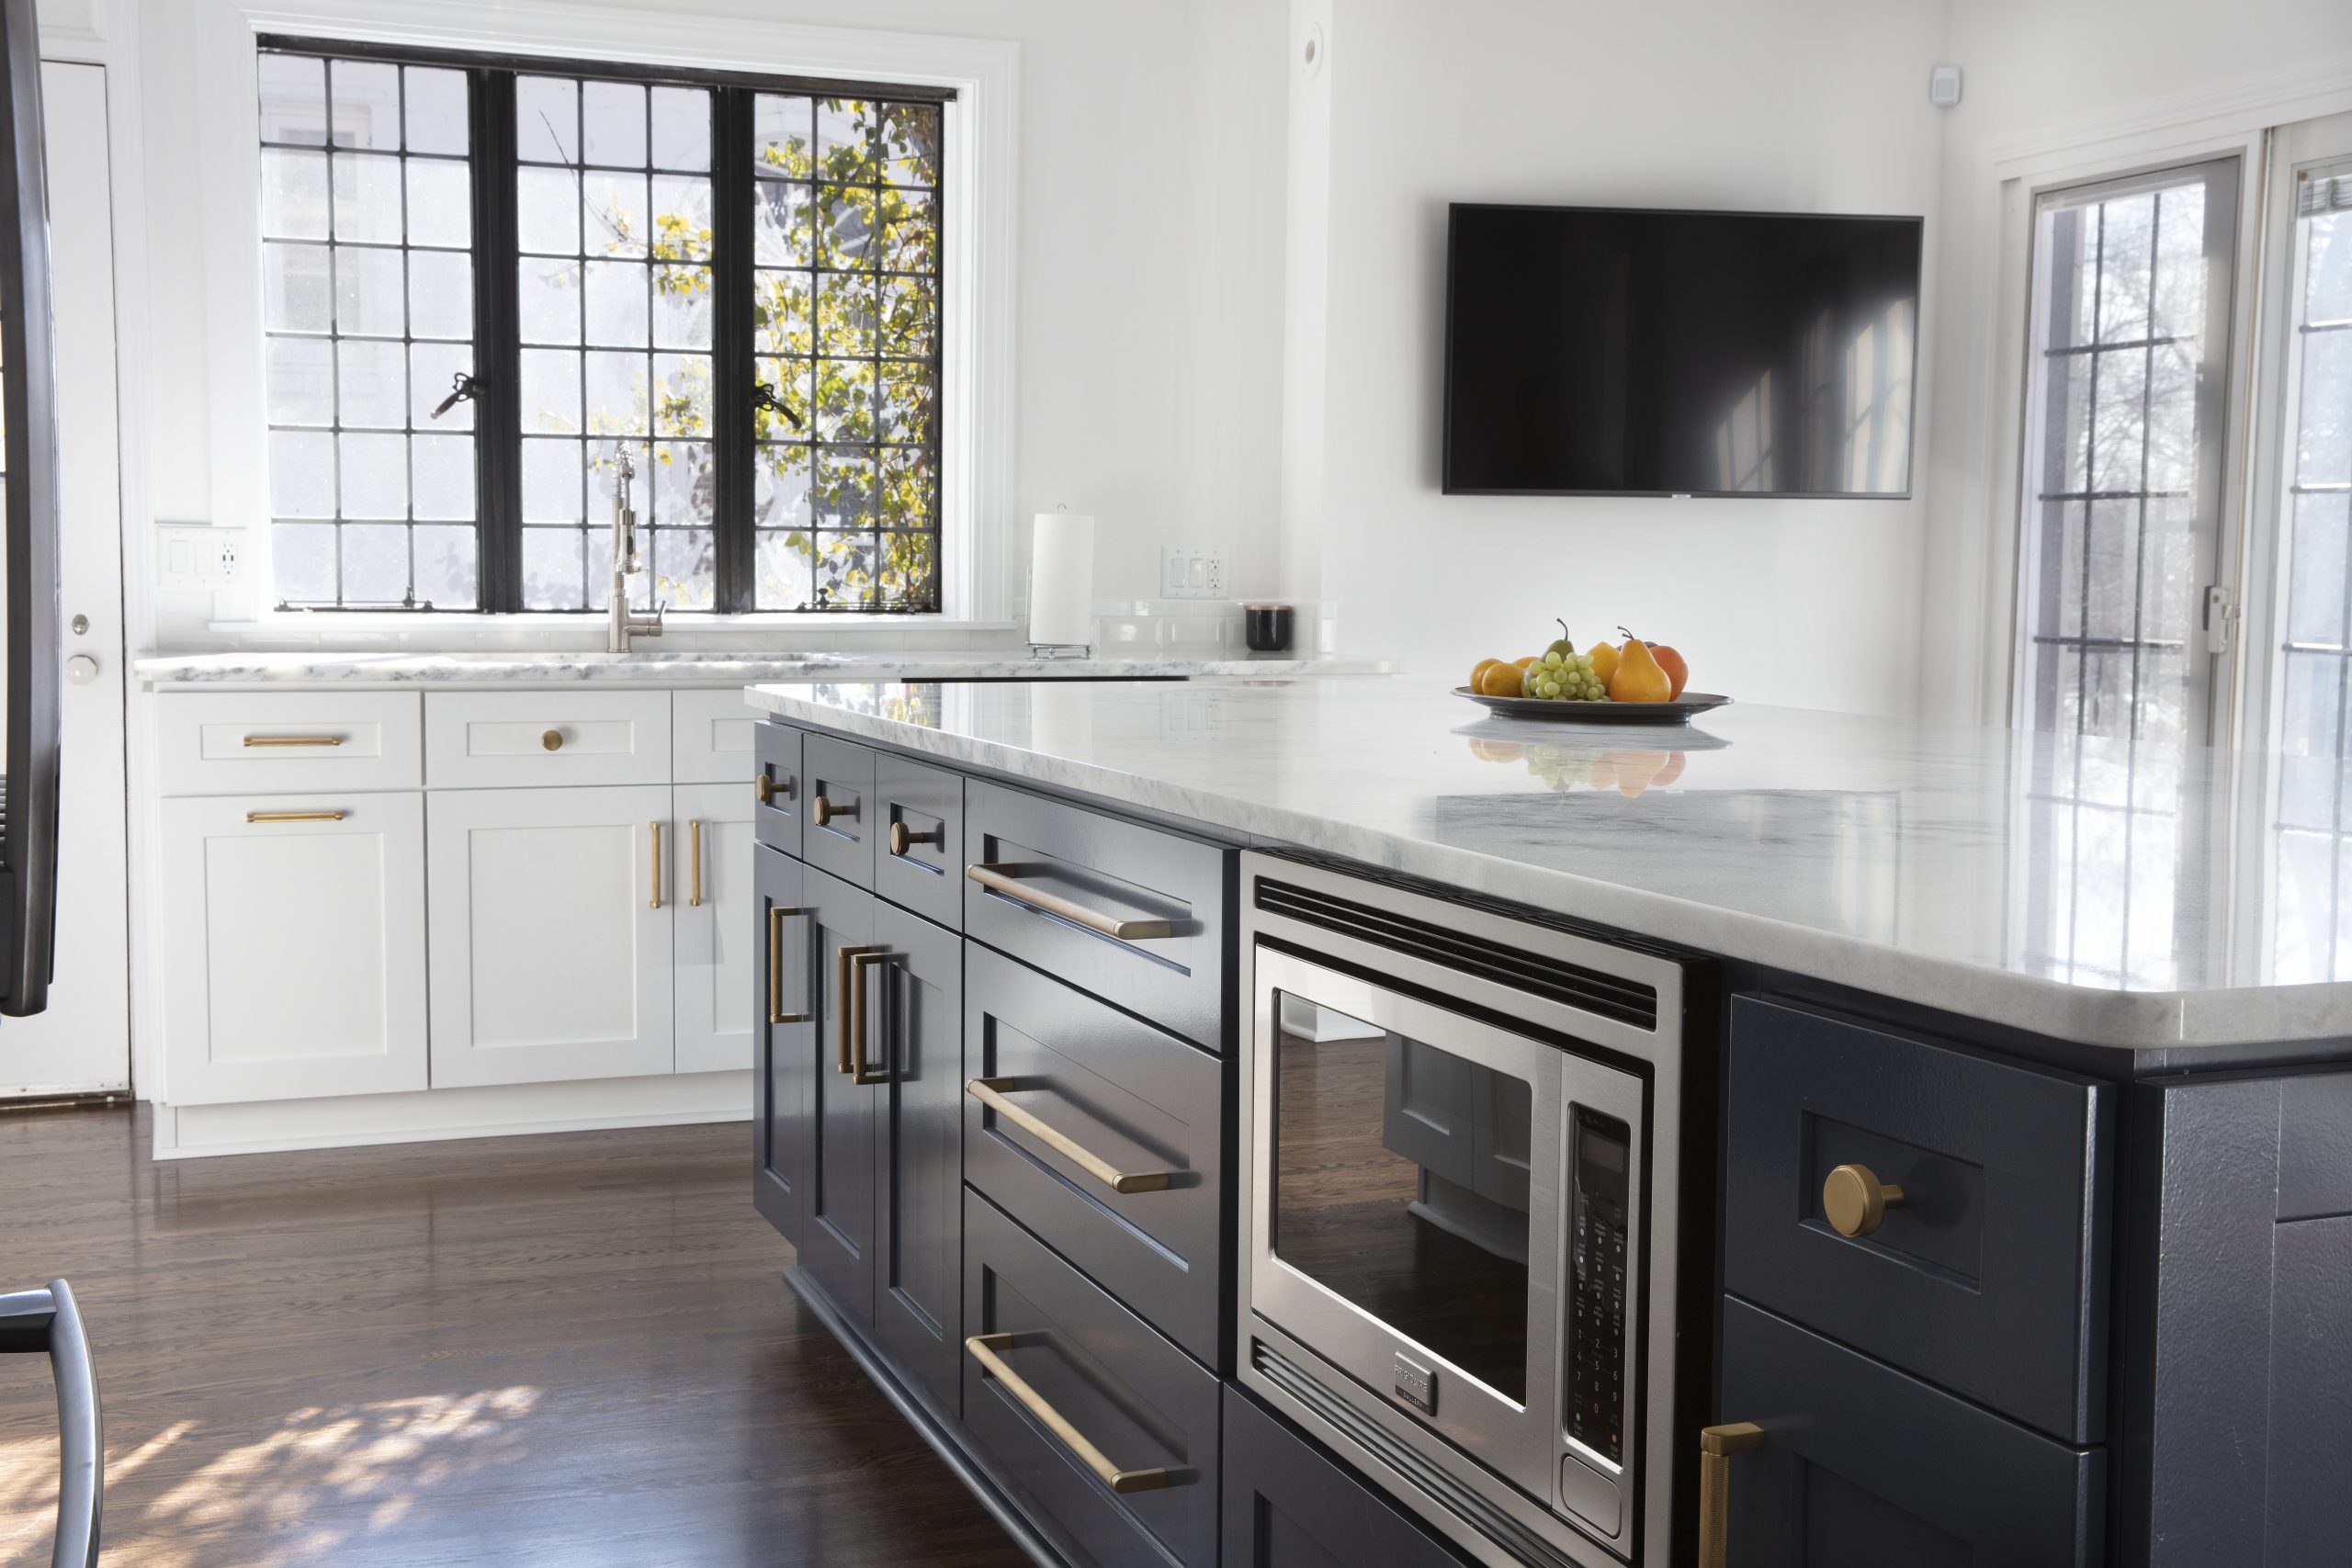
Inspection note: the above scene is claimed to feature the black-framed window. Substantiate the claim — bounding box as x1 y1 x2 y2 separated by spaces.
256 37 949 615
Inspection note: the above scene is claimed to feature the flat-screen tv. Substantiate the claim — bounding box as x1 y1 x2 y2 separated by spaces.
1442 203 1923 498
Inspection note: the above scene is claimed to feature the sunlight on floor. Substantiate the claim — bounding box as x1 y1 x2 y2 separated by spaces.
0 1386 540 1565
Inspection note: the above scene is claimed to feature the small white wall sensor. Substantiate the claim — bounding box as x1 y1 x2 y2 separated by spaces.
1929 65 1962 107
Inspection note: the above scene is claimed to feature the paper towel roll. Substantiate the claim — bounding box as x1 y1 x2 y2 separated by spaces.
1028 512 1096 649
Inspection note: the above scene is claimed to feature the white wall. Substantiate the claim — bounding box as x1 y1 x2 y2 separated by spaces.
1915 0 2352 724
124 0 1287 646
1291 0 1954 713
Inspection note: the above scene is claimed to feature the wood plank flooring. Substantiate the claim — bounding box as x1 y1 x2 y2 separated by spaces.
0 1105 1028 1567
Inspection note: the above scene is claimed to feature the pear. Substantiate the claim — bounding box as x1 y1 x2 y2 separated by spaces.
1607 628 1673 703
1545 617 1578 659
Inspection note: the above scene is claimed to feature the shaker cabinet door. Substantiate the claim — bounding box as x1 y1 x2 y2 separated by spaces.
159 793 427 1105
797 865 878 1325
752 845 808 1245
673 782 758 1075
868 900 963 1418
425 785 675 1089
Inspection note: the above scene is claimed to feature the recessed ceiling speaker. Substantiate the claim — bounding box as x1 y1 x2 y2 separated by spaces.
1929 64 1962 107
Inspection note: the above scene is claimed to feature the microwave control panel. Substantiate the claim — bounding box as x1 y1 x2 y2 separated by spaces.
1566 1107 1632 1465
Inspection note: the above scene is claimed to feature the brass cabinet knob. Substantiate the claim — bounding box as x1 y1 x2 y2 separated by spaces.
542 728 563 751
1823 1163 1905 1237
889 820 944 856
811 795 833 827
756 774 781 805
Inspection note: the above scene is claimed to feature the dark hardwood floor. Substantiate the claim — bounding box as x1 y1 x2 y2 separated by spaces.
0 1104 1028 1567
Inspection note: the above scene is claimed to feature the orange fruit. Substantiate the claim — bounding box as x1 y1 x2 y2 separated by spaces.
1469 658 1501 692
1647 643 1689 699
1477 660 1526 697
1588 642 1621 686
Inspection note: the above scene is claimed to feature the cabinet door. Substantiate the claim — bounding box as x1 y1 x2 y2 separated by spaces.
426 784 674 1089
798 865 877 1325
1221 1387 1472 1568
159 794 427 1105
752 845 808 1245
674 782 758 1075
868 901 963 1417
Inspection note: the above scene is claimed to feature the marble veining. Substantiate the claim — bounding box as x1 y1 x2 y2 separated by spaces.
134 649 1392 687
746 676 2352 1052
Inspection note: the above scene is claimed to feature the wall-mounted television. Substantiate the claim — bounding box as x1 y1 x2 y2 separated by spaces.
1442 203 1924 499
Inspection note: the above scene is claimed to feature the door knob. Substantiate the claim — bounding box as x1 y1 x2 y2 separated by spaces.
542 728 563 750
1822 1163 1905 1237
64 655 98 685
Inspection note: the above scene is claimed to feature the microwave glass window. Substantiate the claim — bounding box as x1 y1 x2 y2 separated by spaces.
1269 991 1532 1403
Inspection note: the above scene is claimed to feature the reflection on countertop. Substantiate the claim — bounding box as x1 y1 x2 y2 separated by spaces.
746 674 2352 1051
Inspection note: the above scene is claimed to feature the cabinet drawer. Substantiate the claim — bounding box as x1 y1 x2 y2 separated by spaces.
966 944 1225 1364
1721 1298 2104 1567
874 752 965 929
803 733 876 888
754 722 804 856
1221 1387 1474 1568
965 780 1230 1049
964 1190 1220 1568
425 690 670 788
156 692 421 796
672 687 760 784
1724 996 2111 1443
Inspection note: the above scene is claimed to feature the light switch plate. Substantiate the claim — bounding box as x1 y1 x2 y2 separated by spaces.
155 525 247 590
1159 545 1232 599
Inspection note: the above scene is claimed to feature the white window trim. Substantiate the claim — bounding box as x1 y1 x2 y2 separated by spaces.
192 0 1019 630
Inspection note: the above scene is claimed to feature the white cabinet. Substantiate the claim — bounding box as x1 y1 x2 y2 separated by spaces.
674 782 759 1074
159 793 428 1104
426 784 675 1088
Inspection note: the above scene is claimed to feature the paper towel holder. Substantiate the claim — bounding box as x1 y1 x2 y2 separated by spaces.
1028 503 1094 660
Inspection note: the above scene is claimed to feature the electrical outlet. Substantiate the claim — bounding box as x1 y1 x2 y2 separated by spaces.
155 525 246 590
1159 546 1233 600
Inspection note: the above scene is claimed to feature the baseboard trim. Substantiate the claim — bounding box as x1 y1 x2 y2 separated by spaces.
783 1265 1063 1568
153 1070 752 1159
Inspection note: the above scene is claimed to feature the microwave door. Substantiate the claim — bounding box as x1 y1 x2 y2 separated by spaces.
1250 950 1566 1502
0 0 60 1018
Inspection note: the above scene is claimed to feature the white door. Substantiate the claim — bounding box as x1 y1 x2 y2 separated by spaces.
1 62 130 1096
158 794 428 1104
427 784 674 1088
674 781 755 1074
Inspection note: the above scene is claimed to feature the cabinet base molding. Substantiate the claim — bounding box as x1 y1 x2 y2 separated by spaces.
784 1266 1063 1568
151 1070 752 1160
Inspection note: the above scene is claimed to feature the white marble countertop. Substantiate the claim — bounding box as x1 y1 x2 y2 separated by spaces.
135 649 1391 687
746 675 2352 1053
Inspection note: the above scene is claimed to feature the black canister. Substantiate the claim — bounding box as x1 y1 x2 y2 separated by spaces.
1244 603 1295 653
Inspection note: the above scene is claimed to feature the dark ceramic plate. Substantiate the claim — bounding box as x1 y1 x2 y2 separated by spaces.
1453 687 1733 724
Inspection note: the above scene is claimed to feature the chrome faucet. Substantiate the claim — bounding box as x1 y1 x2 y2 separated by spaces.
606 447 664 653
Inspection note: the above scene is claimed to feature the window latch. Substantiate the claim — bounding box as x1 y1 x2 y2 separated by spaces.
751 381 804 430
430 373 482 420
2203 583 2239 656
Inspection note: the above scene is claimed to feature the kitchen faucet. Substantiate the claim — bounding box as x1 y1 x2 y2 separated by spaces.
606 446 664 654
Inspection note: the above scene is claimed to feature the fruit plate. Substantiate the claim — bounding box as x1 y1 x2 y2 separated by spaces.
1453 687 1733 724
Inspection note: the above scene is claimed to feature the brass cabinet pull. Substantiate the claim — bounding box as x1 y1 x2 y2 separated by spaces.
542 728 563 751
688 820 704 908
965 863 1177 942
1823 1163 1905 1238
850 951 893 1084
649 821 662 909
1698 1422 1765 1568
756 773 786 806
242 734 343 748
767 907 808 1024
889 819 944 857
245 809 346 824
965 1077 1176 1195
811 794 855 829
833 945 881 1073
965 1333 1174 1495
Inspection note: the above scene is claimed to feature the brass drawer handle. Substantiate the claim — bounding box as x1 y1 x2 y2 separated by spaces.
755 773 792 806
542 728 563 751
833 945 881 1073
649 821 662 910
965 1333 1174 1495
965 1077 1176 1195
965 863 1177 942
889 819 944 857
1698 1422 1765 1568
243 734 343 748
245 809 346 824
1823 1163 1905 1238
767 907 808 1024
811 794 856 828
850 951 893 1085
688 819 704 908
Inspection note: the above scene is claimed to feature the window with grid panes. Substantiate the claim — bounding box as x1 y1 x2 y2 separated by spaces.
255 39 948 615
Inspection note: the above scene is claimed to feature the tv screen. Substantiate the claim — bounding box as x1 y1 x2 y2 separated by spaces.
1442 204 1923 498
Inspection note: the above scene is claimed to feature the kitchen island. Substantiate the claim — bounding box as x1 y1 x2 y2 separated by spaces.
745 674 2349 1568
